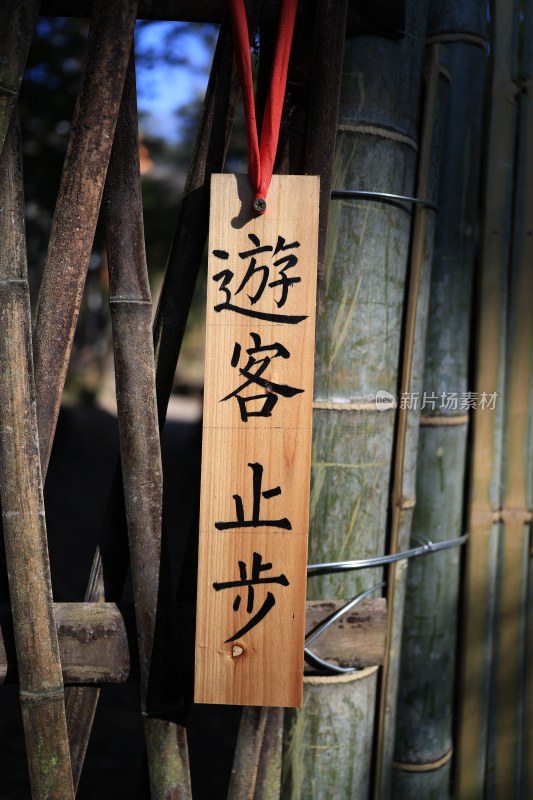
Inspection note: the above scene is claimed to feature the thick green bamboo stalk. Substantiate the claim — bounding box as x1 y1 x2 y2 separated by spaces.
390 3 488 798
456 1 519 796
283 3 429 797
375 43 449 799
0 116 74 799
0 0 40 157
282 669 379 798
32 0 138 475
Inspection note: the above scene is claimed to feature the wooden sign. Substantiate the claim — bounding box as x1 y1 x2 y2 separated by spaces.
195 174 319 707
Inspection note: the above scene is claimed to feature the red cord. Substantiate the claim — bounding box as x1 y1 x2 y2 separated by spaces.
229 0 298 214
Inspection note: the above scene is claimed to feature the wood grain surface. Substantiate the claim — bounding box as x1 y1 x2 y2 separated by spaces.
195 174 319 707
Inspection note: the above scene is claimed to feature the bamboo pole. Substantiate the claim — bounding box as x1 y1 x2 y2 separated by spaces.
0 115 74 800
227 708 284 800
494 0 533 792
456 0 519 796
282 2 430 796
32 0 138 476
65 17 239 790
104 55 192 800
153 15 239 425
390 3 488 798
0 0 40 157
374 42 450 799
522 6 533 795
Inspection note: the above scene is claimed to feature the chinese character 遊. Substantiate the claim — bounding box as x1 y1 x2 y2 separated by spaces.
213 551 289 642
222 332 304 422
212 234 307 324
215 462 292 531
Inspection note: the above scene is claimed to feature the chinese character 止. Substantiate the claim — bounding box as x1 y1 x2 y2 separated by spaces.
212 234 307 324
213 551 289 642
221 332 304 422
215 462 292 531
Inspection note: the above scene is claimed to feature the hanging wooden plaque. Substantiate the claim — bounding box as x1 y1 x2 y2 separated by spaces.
194 173 319 707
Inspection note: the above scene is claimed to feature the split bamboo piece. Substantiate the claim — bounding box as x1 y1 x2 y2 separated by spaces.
374 43 449 799
494 0 533 792
0 0 40 157
456 1 519 796
32 0 138 475
392 3 488 797
0 116 74 799
283 2 430 796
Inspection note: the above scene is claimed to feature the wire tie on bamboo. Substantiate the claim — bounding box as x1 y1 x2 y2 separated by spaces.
393 748 453 773
304 583 385 675
306 532 469 576
331 189 438 212
304 666 379 685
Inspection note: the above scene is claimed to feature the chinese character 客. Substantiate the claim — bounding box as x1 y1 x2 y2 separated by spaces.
221 332 304 422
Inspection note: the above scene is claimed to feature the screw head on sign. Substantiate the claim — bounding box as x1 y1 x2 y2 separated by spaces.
253 196 267 214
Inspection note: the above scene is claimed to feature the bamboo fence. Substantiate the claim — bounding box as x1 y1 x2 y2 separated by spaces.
0 1 532 798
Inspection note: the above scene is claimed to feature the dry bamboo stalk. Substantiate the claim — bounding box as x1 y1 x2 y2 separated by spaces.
456 1 519 796
153 16 239 424
0 116 74 799
0 0 40 157
495 0 533 791
521 7 533 794
64 19 239 787
374 43 448 799
105 56 192 800
32 0 138 476
227 708 284 800
304 0 349 283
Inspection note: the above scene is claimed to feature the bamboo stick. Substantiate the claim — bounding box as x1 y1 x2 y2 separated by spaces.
494 0 533 792
456 1 519 796
105 55 192 800
153 15 239 424
283 2 430 796
227 709 284 800
522 7 533 795
0 0 40 157
32 0 138 476
0 115 74 800
65 17 239 791
375 42 449 799
390 3 488 798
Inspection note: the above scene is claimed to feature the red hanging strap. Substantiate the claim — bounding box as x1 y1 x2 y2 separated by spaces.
229 0 298 214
